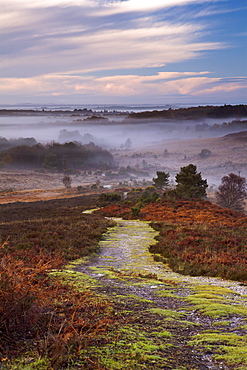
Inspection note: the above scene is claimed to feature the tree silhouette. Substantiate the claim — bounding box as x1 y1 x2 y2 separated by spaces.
175 164 208 199
153 171 170 189
62 175 72 189
216 173 246 212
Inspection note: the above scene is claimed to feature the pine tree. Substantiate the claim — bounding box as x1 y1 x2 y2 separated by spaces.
153 171 170 189
175 164 208 199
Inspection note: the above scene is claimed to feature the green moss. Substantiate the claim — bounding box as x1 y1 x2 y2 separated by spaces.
238 324 247 330
179 320 202 327
186 300 247 317
130 279 165 286
151 330 173 338
126 294 154 304
81 323 169 369
191 284 236 296
148 308 185 319
188 292 226 300
49 269 99 290
189 332 247 369
8 358 49 370
214 346 247 367
212 320 231 327
88 266 122 279
185 284 246 317
65 257 91 268
155 289 181 299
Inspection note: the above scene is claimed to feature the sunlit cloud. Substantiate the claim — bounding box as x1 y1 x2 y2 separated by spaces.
96 0 222 15
1 73 246 101
0 0 226 79
1 18 224 78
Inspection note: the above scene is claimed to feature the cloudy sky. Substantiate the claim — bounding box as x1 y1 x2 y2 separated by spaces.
1 0 246 106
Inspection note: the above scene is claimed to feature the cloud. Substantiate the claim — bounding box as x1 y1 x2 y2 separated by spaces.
96 0 222 15
1 5 224 79
1 0 243 104
1 72 246 101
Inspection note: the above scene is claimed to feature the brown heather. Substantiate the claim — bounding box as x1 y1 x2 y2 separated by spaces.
0 195 114 368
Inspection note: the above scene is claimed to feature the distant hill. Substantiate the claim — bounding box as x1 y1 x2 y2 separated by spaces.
127 104 247 120
222 130 247 142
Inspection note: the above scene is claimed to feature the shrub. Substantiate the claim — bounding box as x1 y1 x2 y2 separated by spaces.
98 192 122 202
131 202 143 217
198 149 212 158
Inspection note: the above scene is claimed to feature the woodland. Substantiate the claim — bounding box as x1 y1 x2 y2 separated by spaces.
0 142 114 171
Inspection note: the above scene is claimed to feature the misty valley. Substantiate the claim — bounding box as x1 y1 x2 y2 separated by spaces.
0 105 247 190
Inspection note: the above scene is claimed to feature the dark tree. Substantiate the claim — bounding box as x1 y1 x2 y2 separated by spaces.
198 149 212 158
62 175 72 189
215 173 247 212
153 171 170 189
43 152 58 170
175 164 208 199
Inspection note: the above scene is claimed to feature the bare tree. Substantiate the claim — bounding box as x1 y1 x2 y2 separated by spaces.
215 173 246 212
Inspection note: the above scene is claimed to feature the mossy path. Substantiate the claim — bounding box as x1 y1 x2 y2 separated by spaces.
71 217 247 370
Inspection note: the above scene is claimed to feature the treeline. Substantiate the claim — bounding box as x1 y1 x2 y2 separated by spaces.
0 136 37 152
0 141 114 170
127 104 247 120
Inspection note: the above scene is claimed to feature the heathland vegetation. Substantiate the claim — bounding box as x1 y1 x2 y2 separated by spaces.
0 195 116 368
0 156 246 368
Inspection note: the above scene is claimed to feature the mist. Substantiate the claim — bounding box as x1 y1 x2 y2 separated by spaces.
0 108 246 190
0 112 246 150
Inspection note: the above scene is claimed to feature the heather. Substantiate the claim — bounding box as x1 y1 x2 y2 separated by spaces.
0 195 115 368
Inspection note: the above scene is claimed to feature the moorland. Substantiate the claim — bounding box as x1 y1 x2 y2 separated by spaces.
0 105 246 369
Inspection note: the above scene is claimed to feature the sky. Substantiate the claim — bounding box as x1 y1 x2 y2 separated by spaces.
0 0 246 106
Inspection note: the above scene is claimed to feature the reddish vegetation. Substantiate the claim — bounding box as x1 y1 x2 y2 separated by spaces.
0 197 114 368
141 200 245 224
98 200 247 282
0 251 112 369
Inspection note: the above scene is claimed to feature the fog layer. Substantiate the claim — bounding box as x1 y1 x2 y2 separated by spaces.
0 113 246 149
